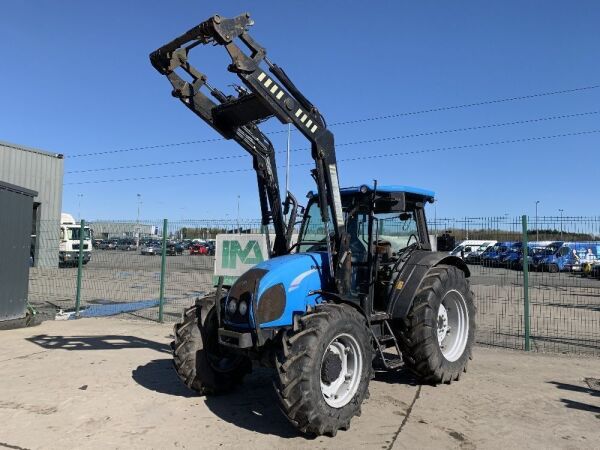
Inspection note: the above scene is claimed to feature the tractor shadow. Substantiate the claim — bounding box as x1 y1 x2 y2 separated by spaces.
132 359 198 398
548 379 600 415
26 334 171 353
132 357 422 438
203 367 304 438
132 360 303 438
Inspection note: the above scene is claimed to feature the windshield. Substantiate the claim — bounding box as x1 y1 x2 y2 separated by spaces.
544 245 561 255
298 199 421 255
298 200 334 252
64 227 91 241
372 212 419 253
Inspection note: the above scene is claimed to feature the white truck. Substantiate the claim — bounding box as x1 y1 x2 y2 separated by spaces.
59 213 92 266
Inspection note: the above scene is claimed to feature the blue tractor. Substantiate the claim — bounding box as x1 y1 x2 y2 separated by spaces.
150 14 475 437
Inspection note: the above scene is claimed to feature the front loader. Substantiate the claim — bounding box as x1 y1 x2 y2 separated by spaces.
150 13 475 437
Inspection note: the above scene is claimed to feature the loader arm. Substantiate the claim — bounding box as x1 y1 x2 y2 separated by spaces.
150 13 350 293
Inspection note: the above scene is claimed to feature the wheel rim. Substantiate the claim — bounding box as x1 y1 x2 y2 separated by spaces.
437 289 469 362
320 333 363 408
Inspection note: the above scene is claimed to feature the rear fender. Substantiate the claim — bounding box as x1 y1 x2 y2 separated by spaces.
388 251 470 320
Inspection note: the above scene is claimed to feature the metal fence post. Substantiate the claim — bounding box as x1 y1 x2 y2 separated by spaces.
75 219 85 316
158 218 168 323
521 215 530 351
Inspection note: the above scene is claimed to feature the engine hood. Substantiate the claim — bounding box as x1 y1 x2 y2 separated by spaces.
225 252 330 328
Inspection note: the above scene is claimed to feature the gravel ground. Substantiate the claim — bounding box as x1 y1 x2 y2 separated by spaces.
0 317 598 449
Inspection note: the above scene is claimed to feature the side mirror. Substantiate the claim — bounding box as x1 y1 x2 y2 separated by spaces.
399 212 411 221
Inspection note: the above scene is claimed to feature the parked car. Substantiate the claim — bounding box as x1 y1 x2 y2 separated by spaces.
190 243 209 255
181 240 193 249
204 241 216 256
98 239 117 250
166 242 184 256
117 239 137 251
140 242 161 255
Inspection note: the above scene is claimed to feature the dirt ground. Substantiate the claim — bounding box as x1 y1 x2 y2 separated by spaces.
1 318 598 450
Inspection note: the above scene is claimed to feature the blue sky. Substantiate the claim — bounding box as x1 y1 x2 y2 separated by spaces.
1 1 599 221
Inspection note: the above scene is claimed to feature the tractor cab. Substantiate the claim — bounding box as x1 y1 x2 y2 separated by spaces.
299 184 434 254
297 184 435 311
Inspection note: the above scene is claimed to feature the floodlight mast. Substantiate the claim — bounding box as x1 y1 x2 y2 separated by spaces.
150 13 350 293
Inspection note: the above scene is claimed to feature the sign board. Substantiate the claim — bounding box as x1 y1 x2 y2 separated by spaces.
214 234 269 284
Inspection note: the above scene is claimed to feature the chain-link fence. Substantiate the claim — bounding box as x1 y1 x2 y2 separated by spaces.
28 219 264 322
431 216 600 356
28 216 600 356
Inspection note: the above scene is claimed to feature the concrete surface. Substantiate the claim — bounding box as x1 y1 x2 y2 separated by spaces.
0 318 599 449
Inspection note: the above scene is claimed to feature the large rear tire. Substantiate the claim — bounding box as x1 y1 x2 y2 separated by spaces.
172 297 251 395
396 265 475 384
274 303 372 436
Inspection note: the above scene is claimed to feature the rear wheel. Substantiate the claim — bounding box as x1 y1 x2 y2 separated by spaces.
275 304 372 436
397 265 475 384
548 263 559 274
172 297 251 394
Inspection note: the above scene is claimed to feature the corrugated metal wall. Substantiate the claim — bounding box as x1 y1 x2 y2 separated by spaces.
0 141 64 268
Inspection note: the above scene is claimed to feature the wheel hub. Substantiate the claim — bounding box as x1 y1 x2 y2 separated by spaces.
437 290 470 362
321 351 342 384
320 333 363 409
437 303 449 343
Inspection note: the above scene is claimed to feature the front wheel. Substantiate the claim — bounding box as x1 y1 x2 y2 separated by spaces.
275 304 373 436
396 265 475 384
172 297 251 395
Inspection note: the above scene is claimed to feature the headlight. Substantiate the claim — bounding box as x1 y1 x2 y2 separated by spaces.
227 299 238 315
238 300 248 316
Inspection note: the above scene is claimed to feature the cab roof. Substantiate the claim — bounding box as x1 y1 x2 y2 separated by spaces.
340 184 435 200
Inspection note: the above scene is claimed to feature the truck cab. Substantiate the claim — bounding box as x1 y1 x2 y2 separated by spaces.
59 213 92 266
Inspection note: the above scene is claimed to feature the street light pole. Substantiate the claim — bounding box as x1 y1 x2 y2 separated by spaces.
136 193 141 247
237 195 240 234
559 209 564 240
535 200 540 242
77 194 83 221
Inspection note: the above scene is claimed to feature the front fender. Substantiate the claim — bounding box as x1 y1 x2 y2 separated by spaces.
388 251 470 320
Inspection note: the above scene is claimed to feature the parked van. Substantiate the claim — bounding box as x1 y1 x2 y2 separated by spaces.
505 241 553 270
450 240 493 260
481 242 516 267
539 242 600 273
528 241 563 271
464 241 498 264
